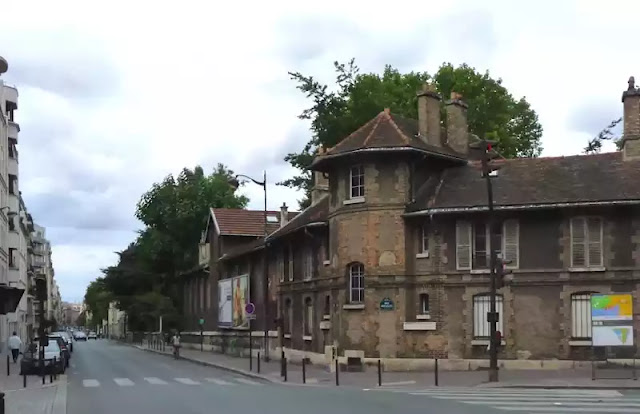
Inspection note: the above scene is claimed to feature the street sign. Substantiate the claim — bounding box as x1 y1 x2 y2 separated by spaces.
379 298 394 311
245 302 256 320
198 318 205 326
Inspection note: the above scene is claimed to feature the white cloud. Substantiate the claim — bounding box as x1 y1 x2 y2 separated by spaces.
1 0 637 301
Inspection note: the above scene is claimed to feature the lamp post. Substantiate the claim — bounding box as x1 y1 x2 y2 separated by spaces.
228 171 269 362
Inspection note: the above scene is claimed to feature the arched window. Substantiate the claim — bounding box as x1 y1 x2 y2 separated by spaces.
349 263 365 303
304 297 313 337
473 294 504 339
419 293 430 316
571 292 596 339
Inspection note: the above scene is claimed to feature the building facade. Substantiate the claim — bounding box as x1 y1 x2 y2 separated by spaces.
184 78 640 363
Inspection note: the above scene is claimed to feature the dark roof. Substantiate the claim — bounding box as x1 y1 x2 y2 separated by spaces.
211 208 299 236
220 196 330 261
409 152 640 213
311 110 466 169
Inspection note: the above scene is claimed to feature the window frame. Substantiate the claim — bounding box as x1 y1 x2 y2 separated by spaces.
303 297 313 337
571 292 594 340
348 263 365 304
303 247 313 281
457 219 519 271
570 217 604 268
349 165 365 199
472 294 504 339
419 293 430 316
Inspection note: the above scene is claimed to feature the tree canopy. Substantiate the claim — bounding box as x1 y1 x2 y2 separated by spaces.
83 164 248 332
280 60 544 208
584 118 623 154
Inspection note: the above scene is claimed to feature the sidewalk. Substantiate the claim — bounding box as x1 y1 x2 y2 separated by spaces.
131 341 640 390
0 354 66 414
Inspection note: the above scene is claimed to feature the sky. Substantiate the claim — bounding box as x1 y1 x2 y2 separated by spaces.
0 0 635 303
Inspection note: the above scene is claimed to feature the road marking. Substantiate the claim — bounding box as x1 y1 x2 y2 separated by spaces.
206 378 232 385
144 377 168 385
235 378 261 385
175 377 200 385
379 380 416 387
82 379 100 387
114 378 135 386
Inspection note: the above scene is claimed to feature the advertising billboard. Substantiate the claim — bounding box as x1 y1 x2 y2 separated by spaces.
218 274 250 329
218 278 233 328
591 294 634 347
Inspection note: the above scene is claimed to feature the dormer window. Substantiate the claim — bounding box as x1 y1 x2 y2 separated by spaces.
350 165 365 199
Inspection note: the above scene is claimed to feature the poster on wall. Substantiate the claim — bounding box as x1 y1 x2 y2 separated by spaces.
218 279 233 327
591 294 634 347
232 274 250 329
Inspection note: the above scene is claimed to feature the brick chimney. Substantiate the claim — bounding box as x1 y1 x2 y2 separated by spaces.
311 147 329 205
622 76 640 161
445 91 469 155
280 202 289 228
417 83 442 147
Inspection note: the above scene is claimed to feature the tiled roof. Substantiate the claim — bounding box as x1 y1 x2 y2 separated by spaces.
221 196 330 261
211 208 298 236
408 152 640 213
311 110 466 169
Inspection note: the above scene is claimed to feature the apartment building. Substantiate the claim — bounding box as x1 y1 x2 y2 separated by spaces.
185 77 640 364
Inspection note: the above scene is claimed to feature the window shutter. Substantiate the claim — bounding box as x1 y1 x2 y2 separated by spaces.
503 219 519 268
571 218 586 267
456 220 472 270
587 218 603 267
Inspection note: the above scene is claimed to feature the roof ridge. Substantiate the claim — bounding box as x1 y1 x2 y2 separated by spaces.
362 111 386 146
387 112 412 144
327 112 384 153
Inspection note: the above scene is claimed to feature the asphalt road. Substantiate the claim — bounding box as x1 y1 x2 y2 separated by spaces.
65 340 491 414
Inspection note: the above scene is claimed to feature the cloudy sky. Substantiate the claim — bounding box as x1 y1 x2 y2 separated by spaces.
0 0 634 302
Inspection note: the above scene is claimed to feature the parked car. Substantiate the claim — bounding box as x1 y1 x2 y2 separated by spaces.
73 331 87 341
20 342 65 375
35 335 70 368
54 331 73 352
88 331 97 340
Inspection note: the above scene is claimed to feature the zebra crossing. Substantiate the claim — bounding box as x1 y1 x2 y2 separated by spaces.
81 376 263 388
379 387 640 413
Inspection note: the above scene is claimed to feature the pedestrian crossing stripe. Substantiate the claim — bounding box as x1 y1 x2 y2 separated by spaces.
81 377 262 387
381 387 640 413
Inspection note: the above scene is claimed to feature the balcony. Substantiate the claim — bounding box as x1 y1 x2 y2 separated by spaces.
8 120 19 140
198 243 210 267
3 84 18 106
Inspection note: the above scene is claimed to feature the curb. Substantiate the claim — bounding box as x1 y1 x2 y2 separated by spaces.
134 345 280 384
51 375 67 414
489 384 640 390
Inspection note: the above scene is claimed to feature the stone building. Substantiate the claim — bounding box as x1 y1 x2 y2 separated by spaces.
185 78 640 363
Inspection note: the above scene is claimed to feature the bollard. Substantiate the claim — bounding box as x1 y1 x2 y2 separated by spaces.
283 357 288 382
434 358 439 386
6 355 9 376
41 360 45 385
257 352 261 374
377 359 382 386
280 350 286 377
335 359 339 386
23 372 26 388
0 391 4 414
302 358 306 384
50 357 55 383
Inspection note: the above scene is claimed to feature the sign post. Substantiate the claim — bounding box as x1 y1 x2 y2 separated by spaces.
591 294 635 379
245 303 256 371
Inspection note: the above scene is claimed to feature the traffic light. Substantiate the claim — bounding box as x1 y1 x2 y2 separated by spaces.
495 258 512 289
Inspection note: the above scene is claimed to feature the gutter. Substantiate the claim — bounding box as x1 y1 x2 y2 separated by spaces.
403 199 640 217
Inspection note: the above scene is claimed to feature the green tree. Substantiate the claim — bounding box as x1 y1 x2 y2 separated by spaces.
85 163 249 332
584 118 623 154
83 278 111 326
280 60 544 208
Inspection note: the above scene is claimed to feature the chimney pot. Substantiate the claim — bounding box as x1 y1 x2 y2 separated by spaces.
622 75 640 161
280 203 289 228
417 83 442 147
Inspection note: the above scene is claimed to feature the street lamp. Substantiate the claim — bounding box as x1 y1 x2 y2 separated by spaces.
228 171 269 362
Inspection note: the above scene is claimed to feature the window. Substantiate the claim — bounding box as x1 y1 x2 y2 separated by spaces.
8 215 15 232
8 248 16 268
571 293 593 339
570 217 603 268
349 263 365 303
473 294 504 339
420 223 429 254
8 175 16 195
456 219 519 270
287 244 294 281
419 293 430 315
304 297 313 336
278 250 285 282
324 295 331 316
303 248 313 281
284 298 292 334
349 165 365 199
323 232 330 263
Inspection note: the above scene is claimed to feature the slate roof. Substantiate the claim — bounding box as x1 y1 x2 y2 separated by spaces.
311 109 467 169
220 196 330 261
211 208 299 237
408 152 640 213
